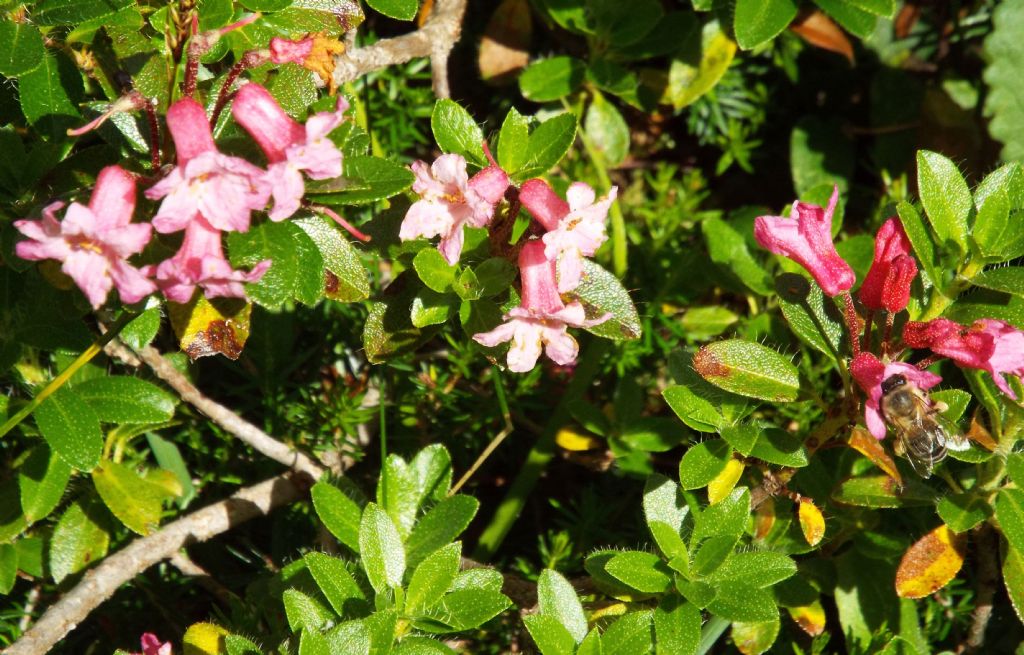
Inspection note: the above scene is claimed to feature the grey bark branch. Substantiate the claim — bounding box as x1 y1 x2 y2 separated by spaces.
4 474 305 655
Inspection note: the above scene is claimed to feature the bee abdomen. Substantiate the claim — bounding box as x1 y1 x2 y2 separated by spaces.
907 436 946 463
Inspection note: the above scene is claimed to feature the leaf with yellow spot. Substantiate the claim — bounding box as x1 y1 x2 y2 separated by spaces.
754 497 776 540
846 426 902 485
665 21 737 109
168 296 252 361
895 525 966 598
556 427 602 451
708 459 744 504
787 600 826 636
183 622 230 655
797 499 825 547
732 616 780 655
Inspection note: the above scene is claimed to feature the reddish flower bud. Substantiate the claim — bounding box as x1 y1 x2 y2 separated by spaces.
859 218 918 312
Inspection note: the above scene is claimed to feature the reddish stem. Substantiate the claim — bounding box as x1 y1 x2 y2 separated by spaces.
310 205 372 242
882 312 895 357
840 292 862 357
144 99 161 171
182 15 199 98
209 50 270 128
916 353 943 370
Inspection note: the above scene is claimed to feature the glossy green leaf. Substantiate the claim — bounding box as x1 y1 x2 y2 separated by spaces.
50 498 109 582
365 0 417 20
693 487 750 542
731 616 781 655
325 620 371 655
602 610 654 655
413 248 457 293
707 583 778 622
228 221 323 309
76 376 176 424
654 596 700 655
410 444 453 506
643 474 689 537
734 0 798 50
283 588 334 633
34 0 134 25
1003 543 1024 623
394 636 456 654
665 21 736 109
304 551 367 616
663 384 724 433
776 273 845 363
18 53 83 141
35 387 103 472
519 56 585 103
18 445 72 524
518 113 578 179
524 614 577 655
425 588 511 631
694 340 800 402
0 21 45 77
971 267 1024 298
812 0 876 37
702 217 772 295
607 551 673 593
359 503 406 593
584 92 629 167
678 439 732 490
916 150 972 252
897 201 942 288
538 568 587 642
92 461 169 535
937 493 992 533
722 424 808 467
405 495 478 569
311 479 363 553
120 307 162 351
0 543 16 594
431 99 487 167
310 156 414 206
295 215 370 302
571 260 641 340
832 475 937 508
497 107 530 173
377 454 420 537
692 534 737 576
406 542 461 613
984 0 1024 162
997 488 1024 554
709 551 797 588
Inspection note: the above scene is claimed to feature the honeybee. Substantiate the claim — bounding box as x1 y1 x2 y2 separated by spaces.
880 374 970 478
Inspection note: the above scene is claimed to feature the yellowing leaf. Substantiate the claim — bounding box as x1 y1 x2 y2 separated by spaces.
754 498 776 540
556 427 602 451
92 461 169 535
895 525 966 598
787 600 826 636
183 622 230 655
732 616 780 655
967 410 998 451
665 21 736 109
797 499 825 547
708 459 744 504
168 296 252 360
846 426 902 485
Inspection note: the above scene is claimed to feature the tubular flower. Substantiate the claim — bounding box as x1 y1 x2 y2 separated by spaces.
132 633 172 655
146 98 268 234
904 318 1024 398
472 241 607 372
232 82 348 220
14 165 155 309
399 153 509 265
519 179 616 293
859 217 918 312
151 215 270 303
850 352 942 440
753 185 855 296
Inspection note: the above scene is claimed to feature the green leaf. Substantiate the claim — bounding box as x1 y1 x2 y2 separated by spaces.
1003 544 1024 623
76 376 176 424
451 567 504 593
722 424 808 467
431 100 486 167
577 629 604 655
709 551 797 588
707 583 778 622
394 637 456 654
312 479 363 553
680 306 738 340
35 387 103 472
359 503 406 593
584 92 629 167
643 474 689 538
694 340 800 402
693 487 750 542
410 288 455 328
971 267 1024 298
984 0 1024 162
519 56 586 103
0 543 15 594
283 588 334 633
378 454 420 537
591 0 662 46
832 475 937 508
405 495 478 569
538 568 587 643
474 258 517 297
692 534 737 576
34 0 134 25
678 439 732 490
304 551 367 616
497 107 530 173
571 260 642 340
365 608 398 652
363 273 439 364
731 617 781 655
325 621 371 655
518 113 578 180
791 117 854 197
897 202 941 288
929 388 971 423
997 489 1024 554
406 542 461 614
937 493 992 533
294 215 370 302
413 248 458 293
665 21 736 109
702 217 772 295
310 156 414 206
0 21 45 77
18 445 72 524
776 274 845 363
1007 453 1024 485
92 461 169 535
365 0 417 20
19 52 83 141
734 0 798 49
50 498 109 583
812 0 876 37
228 221 324 309
299 628 330 655
524 614 577 655
424 588 511 631
606 551 673 593
916 150 972 253
663 385 724 433
602 610 654 655
120 307 162 351
654 596 700 655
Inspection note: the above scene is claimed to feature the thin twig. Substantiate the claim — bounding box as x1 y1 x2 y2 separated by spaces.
450 368 513 495
5 474 305 655
964 524 1000 653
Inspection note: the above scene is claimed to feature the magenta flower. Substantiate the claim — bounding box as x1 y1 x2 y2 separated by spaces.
132 633 172 655
850 352 942 440
269 36 314 64
146 98 268 234
472 241 606 372
14 165 155 309
520 179 616 293
859 218 918 313
151 215 270 303
231 82 349 221
754 186 855 296
904 318 1024 398
399 154 509 265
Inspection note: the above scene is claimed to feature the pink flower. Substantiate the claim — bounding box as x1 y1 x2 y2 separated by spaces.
14 165 155 309
859 218 918 312
754 186 855 296
269 36 314 64
519 179 616 293
904 318 1024 398
151 215 270 303
399 154 509 265
132 633 172 655
231 82 349 220
472 241 606 372
850 352 942 440
146 98 268 234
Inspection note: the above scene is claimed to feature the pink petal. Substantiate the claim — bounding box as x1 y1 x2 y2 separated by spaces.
62 250 112 309
411 160 445 196
104 222 153 257
468 166 509 205
507 322 544 373
269 36 313 64
472 320 518 347
303 95 348 142
400 199 455 241
542 325 578 366
519 240 564 314
286 139 342 180
554 248 584 294
232 83 304 163
430 154 470 190
565 182 596 211
438 226 466 265
166 98 216 165
266 163 305 221
109 260 156 304
88 166 137 229
519 179 568 232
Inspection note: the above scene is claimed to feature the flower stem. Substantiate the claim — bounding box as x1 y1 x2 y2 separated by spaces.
0 311 137 440
840 292 861 357
449 367 512 496
144 99 161 171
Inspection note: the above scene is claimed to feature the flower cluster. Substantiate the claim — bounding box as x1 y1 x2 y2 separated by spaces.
14 81 348 309
755 188 1024 442
398 154 616 372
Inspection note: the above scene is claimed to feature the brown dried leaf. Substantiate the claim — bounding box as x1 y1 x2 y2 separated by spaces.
478 0 531 85
847 426 903 486
895 525 966 598
168 296 252 360
787 600 826 636
754 497 776 540
790 10 854 64
967 409 998 451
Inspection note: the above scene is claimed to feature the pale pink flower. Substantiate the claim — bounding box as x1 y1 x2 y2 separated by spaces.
269 36 314 64
151 215 270 303
145 98 268 234
399 154 509 265
132 633 172 655
472 241 606 372
754 186 855 296
14 165 155 309
904 318 1024 398
850 352 942 440
232 82 349 220
519 179 616 293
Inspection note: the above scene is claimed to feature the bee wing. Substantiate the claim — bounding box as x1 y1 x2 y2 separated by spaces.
899 433 935 479
933 413 971 452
